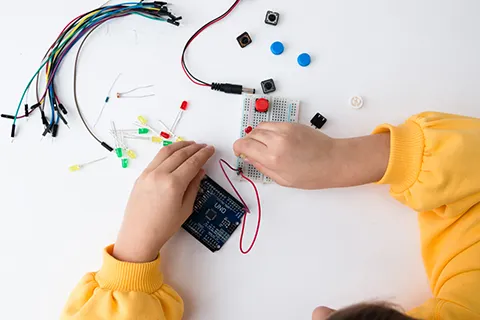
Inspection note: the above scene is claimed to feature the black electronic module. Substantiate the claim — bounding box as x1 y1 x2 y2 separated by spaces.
182 175 246 252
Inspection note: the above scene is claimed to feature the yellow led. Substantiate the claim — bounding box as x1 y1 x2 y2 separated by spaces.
69 165 81 172
137 115 148 125
176 137 185 142
126 149 137 159
151 136 163 143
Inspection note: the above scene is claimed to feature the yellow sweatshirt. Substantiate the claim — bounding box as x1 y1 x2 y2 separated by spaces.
374 112 480 319
62 112 480 320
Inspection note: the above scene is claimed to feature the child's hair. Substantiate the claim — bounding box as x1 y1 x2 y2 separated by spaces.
327 303 418 320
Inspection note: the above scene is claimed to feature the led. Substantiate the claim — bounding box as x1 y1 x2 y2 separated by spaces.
115 148 123 158
171 101 188 133
122 158 129 168
126 149 137 159
138 128 149 134
176 137 185 142
69 165 81 172
161 131 171 139
151 136 163 143
68 156 108 173
163 140 173 147
137 115 148 125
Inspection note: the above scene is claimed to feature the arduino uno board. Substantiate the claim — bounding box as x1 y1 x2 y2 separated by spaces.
183 175 246 252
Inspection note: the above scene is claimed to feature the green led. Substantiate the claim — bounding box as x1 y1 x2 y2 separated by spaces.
122 158 129 168
138 128 149 134
163 140 173 147
115 148 123 158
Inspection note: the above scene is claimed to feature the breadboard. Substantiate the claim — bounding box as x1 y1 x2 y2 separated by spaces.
237 95 300 183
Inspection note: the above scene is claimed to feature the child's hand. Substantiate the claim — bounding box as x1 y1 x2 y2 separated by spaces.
233 122 389 190
113 141 215 263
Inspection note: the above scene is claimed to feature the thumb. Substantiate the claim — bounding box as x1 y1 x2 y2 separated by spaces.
182 169 205 208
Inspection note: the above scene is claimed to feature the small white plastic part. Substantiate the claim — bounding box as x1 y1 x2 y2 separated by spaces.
350 96 364 109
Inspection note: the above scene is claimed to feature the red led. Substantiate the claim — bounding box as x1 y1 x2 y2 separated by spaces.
245 126 253 134
180 101 188 111
255 98 269 113
161 131 171 139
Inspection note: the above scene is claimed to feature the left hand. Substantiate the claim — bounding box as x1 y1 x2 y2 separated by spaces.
113 141 215 263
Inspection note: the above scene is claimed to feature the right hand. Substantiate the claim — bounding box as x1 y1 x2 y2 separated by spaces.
233 122 390 190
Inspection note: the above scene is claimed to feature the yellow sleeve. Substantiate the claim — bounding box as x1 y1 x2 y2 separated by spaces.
61 245 183 320
374 112 480 319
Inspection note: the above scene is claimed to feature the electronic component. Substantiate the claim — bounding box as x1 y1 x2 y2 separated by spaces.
170 101 188 134
236 31 252 48
11 2 179 149
310 113 327 129
117 85 155 99
69 156 108 172
261 79 276 94
270 41 284 55
211 83 255 95
134 116 160 136
255 98 270 113
161 132 171 139
298 53 311 67
181 0 255 94
238 95 300 183
122 158 129 169
265 11 280 26
94 73 122 128
163 141 173 146
244 126 253 134
350 96 364 109
115 128 149 135
183 175 246 252
123 135 163 144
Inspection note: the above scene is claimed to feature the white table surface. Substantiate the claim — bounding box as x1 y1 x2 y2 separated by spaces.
2 0 480 319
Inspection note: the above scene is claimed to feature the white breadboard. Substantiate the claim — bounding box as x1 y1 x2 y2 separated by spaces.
237 95 300 183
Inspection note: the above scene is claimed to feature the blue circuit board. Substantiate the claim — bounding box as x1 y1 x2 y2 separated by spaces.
182 176 246 252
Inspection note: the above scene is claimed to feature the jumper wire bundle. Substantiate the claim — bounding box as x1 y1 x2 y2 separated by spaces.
4 1 181 151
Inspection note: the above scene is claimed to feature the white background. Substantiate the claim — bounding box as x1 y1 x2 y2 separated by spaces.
1 0 479 319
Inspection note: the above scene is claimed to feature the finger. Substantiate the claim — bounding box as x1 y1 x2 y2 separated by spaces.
174 146 215 182
145 141 195 171
160 143 208 173
246 128 278 145
182 169 205 209
256 121 293 132
245 159 290 187
233 137 268 161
